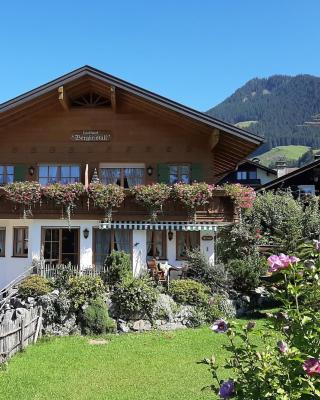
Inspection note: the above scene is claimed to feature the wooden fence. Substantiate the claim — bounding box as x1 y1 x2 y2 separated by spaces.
0 306 42 363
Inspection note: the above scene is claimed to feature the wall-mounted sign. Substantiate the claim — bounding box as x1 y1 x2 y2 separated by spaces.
202 235 213 241
71 130 112 142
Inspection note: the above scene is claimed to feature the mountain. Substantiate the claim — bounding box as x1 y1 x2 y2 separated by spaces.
207 75 320 154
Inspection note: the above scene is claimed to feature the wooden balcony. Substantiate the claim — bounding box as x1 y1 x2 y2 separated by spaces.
0 188 237 224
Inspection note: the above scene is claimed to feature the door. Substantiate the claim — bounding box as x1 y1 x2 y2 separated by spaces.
42 228 79 267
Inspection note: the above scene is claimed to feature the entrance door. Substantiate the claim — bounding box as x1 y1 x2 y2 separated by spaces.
42 228 79 267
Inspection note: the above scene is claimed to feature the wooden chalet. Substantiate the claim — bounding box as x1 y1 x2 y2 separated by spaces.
0 66 264 287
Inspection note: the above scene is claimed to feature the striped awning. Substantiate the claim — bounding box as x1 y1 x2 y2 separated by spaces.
98 221 218 231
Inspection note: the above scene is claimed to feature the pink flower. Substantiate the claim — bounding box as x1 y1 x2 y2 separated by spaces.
303 358 320 376
277 340 289 353
211 319 229 333
267 254 300 273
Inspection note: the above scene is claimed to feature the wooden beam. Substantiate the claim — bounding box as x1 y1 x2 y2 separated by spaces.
58 86 70 111
110 86 117 112
209 128 220 150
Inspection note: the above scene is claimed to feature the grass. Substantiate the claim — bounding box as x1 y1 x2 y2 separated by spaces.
258 145 310 167
0 321 267 400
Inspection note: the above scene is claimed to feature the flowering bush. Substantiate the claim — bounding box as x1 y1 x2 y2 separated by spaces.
4 182 42 218
130 183 171 222
42 183 85 226
171 182 215 221
204 247 320 399
224 183 256 209
87 183 125 222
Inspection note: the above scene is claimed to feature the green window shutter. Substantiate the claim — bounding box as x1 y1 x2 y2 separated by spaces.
191 163 204 182
14 165 28 182
157 163 170 183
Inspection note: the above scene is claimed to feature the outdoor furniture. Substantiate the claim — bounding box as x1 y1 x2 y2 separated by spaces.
147 259 167 285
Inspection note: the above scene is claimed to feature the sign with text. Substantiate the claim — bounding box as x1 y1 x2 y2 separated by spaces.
201 235 214 241
71 130 112 142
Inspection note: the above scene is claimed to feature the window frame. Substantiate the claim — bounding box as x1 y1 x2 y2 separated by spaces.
168 164 191 184
99 163 145 188
236 171 247 180
0 165 14 186
146 230 167 260
176 231 200 260
0 227 5 257
13 227 29 258
92 228 133 266
38 164 81 186
41 227 80 267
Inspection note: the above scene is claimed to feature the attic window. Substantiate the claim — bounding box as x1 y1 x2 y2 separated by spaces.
71 92 111 108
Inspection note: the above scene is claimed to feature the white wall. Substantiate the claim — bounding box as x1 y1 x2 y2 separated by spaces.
0 219 217 288
257 169 277 185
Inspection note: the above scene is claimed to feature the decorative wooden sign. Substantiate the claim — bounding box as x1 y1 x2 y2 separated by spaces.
71 130 112 142
202 235 213 241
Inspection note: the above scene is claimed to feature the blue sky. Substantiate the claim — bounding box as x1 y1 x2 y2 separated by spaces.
1 1 320 111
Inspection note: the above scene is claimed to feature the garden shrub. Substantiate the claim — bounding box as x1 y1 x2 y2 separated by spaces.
111 277 158 320
103 250 131 287
186 248 230 291
205 248 320 399
81 298 116 335
67 276 105 310
227 254 267 293
52 264 75 291
169 279 210 306
18 275 51 299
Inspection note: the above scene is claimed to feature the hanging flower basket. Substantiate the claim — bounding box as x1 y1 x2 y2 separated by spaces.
171 183 215 222
42 183 85 227
4 182 42 218
87 183 125 222
131 183 171 222
224 184 256 209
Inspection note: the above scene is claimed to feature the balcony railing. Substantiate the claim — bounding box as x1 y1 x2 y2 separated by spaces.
0 186 237 223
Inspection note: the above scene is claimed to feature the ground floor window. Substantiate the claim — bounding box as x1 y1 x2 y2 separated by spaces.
0 228 5 256
176 231 200 259
13 227 28 257
93 229 132 267
42 228 79 267
146 230 167 259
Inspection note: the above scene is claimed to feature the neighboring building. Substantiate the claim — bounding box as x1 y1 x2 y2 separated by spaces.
0 66 263 287
218 159 277 188
258 156 320 195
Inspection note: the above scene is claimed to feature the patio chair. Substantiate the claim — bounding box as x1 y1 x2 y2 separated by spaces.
147 259 167 285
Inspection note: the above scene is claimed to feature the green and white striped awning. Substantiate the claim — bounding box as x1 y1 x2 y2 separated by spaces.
98 221 217 231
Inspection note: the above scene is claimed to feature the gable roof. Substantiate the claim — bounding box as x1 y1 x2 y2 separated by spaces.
240 159 277 175
0 66 265 177
258 158 320 191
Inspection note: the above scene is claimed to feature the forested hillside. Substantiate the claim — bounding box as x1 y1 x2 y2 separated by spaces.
207 75 320 154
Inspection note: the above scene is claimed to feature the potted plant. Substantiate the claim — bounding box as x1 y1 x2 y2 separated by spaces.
131 183 171 222
4 181 42 218
87 183 125 222
171 182 215 222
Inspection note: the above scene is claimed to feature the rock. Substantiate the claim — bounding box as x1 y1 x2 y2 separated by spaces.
118 319 130 333
132 320 152 332
27 297 35 304
152 294 176 322
51 289 60 296
157 322 186 331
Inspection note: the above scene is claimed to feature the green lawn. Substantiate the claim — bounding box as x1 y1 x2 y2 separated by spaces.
0 322 266 400
258 145 311 167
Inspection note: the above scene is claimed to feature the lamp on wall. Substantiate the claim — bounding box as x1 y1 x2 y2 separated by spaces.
28 166 35 176
83 228 89 239
168 230 173 241
147 166 153 176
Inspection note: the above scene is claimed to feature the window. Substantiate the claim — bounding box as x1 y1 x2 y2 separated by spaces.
176 231 200 259
93 229 132 267
42 228 79 267
236 171 247 180
13 227 28 257
0 166 14 185
99 164 144 188
0 228 5 256
147 230 167 259
298 185 316 195
169 165 190 184
39 165 80 185
248 171 257 179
